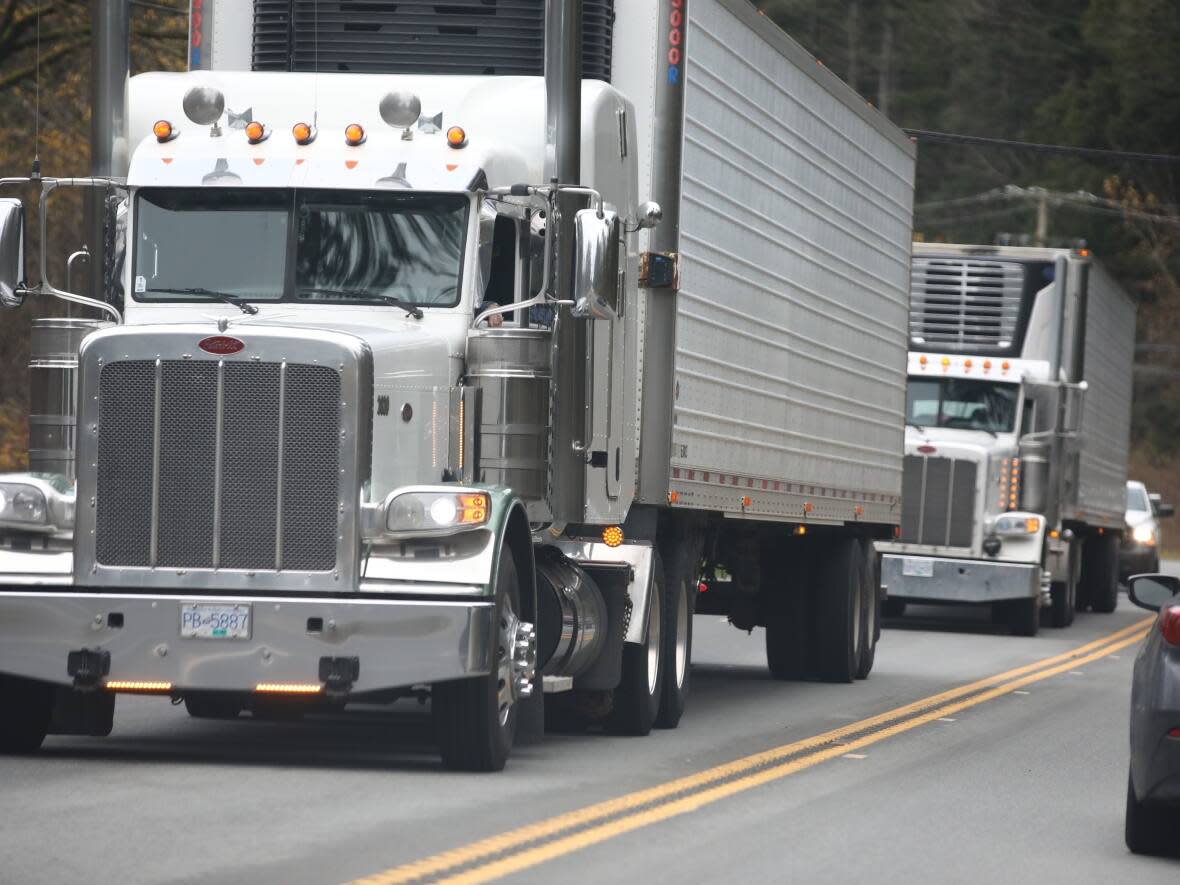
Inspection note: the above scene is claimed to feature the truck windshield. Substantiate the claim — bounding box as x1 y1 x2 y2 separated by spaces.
906 378 1020 433
133 188 468 307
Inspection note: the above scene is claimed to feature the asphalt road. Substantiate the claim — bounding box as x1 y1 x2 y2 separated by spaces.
2 571 1178 885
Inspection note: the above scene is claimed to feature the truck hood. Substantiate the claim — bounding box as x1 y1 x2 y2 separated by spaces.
904 426 1017 462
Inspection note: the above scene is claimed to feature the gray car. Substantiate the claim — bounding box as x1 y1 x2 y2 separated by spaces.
1125 573 1180 855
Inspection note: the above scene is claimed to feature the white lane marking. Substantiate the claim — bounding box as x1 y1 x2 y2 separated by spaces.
843 754 867 760
1013 690 1031 695
1067 671 1085 676
937 717 956 723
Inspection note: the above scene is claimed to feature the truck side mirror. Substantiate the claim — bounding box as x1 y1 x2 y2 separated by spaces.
0 198 27 308
571 207 620 320
1150 493 1175 519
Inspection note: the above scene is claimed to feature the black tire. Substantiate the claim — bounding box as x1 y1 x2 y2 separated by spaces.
0 675 53 754
610 555 665 736
855 541 879 679
1047 579 1075 629
882 597 906 618
434 553 522 771
1090 533 1120 614
655 557 693 729
764 536 809 681
1126 770 1180 855
184 693 244 720
815 537 862 683
1006 597 1040 637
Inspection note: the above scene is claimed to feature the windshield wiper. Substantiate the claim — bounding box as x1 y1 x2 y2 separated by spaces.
298 288 424 319
149 286 259 315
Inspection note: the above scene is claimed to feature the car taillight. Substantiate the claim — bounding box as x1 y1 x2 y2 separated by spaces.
1161 606 1180 646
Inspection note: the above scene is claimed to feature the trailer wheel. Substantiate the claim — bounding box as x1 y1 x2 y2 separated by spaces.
855 542 879 679
1088 533 1121 614
433 552 523 771
882 597 906 618
609 554 665 736
655 561 692 729
0 675 53 754
815 537 861 683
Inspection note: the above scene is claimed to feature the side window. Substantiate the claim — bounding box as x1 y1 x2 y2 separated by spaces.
483 215 517 307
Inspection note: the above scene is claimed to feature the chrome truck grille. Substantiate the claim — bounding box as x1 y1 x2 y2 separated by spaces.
75 328 371 591
900 455 977 548
910 257 1024 351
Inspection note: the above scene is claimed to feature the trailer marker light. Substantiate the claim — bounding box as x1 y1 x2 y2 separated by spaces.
255 683 323 694
919 355 928 368
983 360 992 372
741 496 752 508
940 356 951 369
1049 529 1060 539
793 525 807 536
1002 361 1011 372
964 359 973 371
668 491 680 504
106 681 172 693
446 126 468 149
345 124 367 146
153 120 177 142
292 122 316 144
245 121 268 144
602 526 624 548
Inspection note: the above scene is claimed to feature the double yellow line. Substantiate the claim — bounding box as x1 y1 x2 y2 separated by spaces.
350 616 1152 885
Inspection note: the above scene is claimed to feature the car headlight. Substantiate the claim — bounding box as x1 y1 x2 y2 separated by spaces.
993 515 1040 536
0 483 48 526
1132 522 1157 546
386 491 489 535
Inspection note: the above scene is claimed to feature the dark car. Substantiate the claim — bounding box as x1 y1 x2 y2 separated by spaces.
1125 573 1180 855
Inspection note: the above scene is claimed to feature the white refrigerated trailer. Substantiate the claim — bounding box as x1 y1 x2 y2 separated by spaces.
0 0 914 769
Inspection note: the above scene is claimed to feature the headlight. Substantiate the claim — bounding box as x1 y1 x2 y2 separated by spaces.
0 483 48 526
993 515 1040 536
386 491 489 535
1132 523 1157 546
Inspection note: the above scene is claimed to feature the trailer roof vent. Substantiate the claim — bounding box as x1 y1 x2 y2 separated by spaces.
909 257 1026 354
252 0 615 81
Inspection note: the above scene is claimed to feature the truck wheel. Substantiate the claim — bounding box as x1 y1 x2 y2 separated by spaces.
855 542 879 680
610 555 665 736
1090 534 1120 614
1006 597 1040 637
184 693 244 720
0 675 53 754
815 537 861 683
1047 580 1075 629
1126 770 1179 855
655 562 692 729
433 552 523 771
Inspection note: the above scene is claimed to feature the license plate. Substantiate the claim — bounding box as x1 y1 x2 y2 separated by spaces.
902 558 934 578
180 603 251 640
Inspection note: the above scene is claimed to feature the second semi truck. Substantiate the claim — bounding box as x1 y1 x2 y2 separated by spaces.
878 243 1135 635
0 0 915 769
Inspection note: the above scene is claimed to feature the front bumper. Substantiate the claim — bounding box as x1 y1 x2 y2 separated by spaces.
881 554 1040 603
1119 546 1159 580
0 589 493 693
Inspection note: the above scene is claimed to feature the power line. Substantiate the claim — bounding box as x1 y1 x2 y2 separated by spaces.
904 129 1180 165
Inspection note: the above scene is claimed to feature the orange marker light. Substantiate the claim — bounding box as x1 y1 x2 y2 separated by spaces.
456 493 489 525
668 490 680 505
255 683 323 694
602 525 624 548
919 355 928 367
292 122 315 144
245 121 266 143
983 360 992 372
794 525 807 536
446 126 467 148
1002 361 1011 372
344 123 366 146
153 120 175 142
105 680 173 693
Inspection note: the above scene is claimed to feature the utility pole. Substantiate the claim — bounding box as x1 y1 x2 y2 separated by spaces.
1034 188 1049 246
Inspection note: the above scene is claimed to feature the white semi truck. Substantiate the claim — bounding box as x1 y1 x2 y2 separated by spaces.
0 0 914 770
878 243 1135 635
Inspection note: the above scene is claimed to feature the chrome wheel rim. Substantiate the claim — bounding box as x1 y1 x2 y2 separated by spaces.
497 595 519 727
674 583 689 689
646 583 662 696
